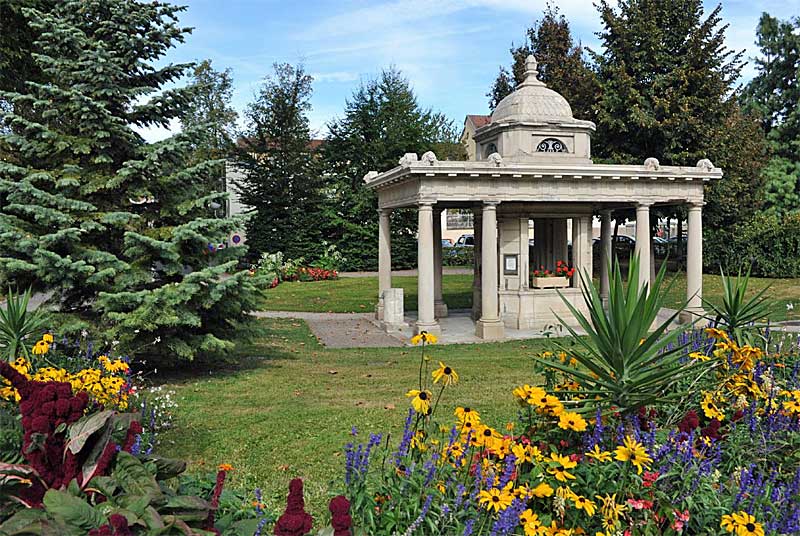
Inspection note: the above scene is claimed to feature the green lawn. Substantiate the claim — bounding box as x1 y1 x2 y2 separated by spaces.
159 318 558 518
263 272 800 321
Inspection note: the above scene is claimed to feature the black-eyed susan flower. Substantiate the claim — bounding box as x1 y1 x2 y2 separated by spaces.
455 406 480 425
405 389 432 414
614 436 652 474
572 494 597 516
31 340 49 355
432 361 458 386
42 333 54 344
585 444 612 462
411 331 437 345
547 453 577 482
721 511 764 536
557 411 588 432
701 391 725 421
529 481 554 498
478 485 513 513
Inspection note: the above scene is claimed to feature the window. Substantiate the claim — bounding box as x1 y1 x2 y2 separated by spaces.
536 138 568 153
484 142 498 157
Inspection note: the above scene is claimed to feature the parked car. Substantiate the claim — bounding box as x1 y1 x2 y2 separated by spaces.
455 234 474 247
442 238 454 247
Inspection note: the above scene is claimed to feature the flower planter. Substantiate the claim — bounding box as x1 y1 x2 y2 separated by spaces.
531 276 570 289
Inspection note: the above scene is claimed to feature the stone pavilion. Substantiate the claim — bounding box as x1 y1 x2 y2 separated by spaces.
364 56 722 340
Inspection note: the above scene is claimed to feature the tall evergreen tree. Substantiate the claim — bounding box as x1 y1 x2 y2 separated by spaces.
323 68 463 271
593 0 767 235
487 4 598 120
180 59 239 196
234 63 323 260
0 0 260 363
743 13 800 215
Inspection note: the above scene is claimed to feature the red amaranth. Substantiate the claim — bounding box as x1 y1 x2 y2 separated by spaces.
274 478 313 536
329 495 352 536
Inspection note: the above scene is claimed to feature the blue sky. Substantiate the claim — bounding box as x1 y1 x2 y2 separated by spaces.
141 0 800 141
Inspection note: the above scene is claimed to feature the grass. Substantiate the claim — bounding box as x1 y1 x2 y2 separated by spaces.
262 272 800 321
158 318 560 518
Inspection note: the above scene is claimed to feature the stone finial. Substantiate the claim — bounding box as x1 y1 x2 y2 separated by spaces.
420 151 438 166
398 153 418 166
524 55 539 82
363 171 379 182
487 152 503 167
643 157 660 171
696 158 714 171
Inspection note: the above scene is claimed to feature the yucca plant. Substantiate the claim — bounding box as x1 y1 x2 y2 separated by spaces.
535 256 713 415
0 287 49 361
703 267 771 345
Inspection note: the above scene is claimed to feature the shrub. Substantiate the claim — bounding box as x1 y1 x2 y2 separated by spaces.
704 212 800 277
443 246 474 267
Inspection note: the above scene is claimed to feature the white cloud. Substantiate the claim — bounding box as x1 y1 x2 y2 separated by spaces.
311 70 360 83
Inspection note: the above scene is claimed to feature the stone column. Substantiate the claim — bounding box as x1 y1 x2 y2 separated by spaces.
376 208 392 320
519 217 529 290
472 208 482 321
683 202 705 321
571 215 592 290
433 208 448 318
600 209 612 306
635 203 652 294
476 202 505 339
416 202 440 335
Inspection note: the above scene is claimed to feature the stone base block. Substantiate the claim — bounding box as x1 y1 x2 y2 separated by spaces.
476 319 505 340
415 321 441 336
679 307 706 324
375 302 384 321
382 320 406 333
434 301 449 318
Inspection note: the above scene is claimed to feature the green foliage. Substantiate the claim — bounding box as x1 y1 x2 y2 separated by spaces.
536 257 707 415
322 68 464 271
0 0 261 365
442 246 474 267
310 241 346 272
180 59 239 196
0 404 22 464
488 4 599 120
0 288 48 361
234 63 324 261
704 212 800 278
703 267 771 345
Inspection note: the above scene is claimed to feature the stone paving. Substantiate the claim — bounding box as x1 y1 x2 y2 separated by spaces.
253 311 405 348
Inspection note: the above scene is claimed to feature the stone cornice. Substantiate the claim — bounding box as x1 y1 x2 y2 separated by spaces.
364 160 723 190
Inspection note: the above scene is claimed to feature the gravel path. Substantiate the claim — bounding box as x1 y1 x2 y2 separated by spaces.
253 311 405 348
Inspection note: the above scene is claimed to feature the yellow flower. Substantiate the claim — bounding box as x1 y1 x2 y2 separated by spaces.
585 445 612 462
405 389 432 414
782 390 800 414
547 453 577 482
432 362 458 386
721 511 764 536
558 411 588 432
614 436 652 474
520 510 545 536
701 391 725 421
411 331 437 345
595 493 625 521
705 327 729 340
455 406 480 425
689 351 711 361
556 485 577 501
531 393 564 416
31 340 49 355
530 482 554 498
478 486 514 513
475 425 501 449
572 495 597 517
513 384 546 405
42 333 54 344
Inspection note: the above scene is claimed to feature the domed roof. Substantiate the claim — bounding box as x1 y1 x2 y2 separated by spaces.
490 56 574 123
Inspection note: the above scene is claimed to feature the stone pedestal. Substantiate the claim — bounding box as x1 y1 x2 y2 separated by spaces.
382 288 406 332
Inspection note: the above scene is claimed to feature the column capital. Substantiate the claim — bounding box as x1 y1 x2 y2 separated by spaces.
482 200 500 209
417 201 434 210
686 201 705 210
377 207 392 216
599 208 613 216
635 202 653 209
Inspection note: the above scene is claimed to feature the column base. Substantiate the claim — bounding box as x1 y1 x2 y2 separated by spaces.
476 319 505 340
679 307 706 324
434 300 448 318
415 321 441 336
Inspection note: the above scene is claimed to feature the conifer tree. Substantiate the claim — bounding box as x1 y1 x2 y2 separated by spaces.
233 63 324 260
592 0 767 240
181 60 239 196
488 4 598 120
323 69 463 271
0 0 261 363
743 13 800 215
